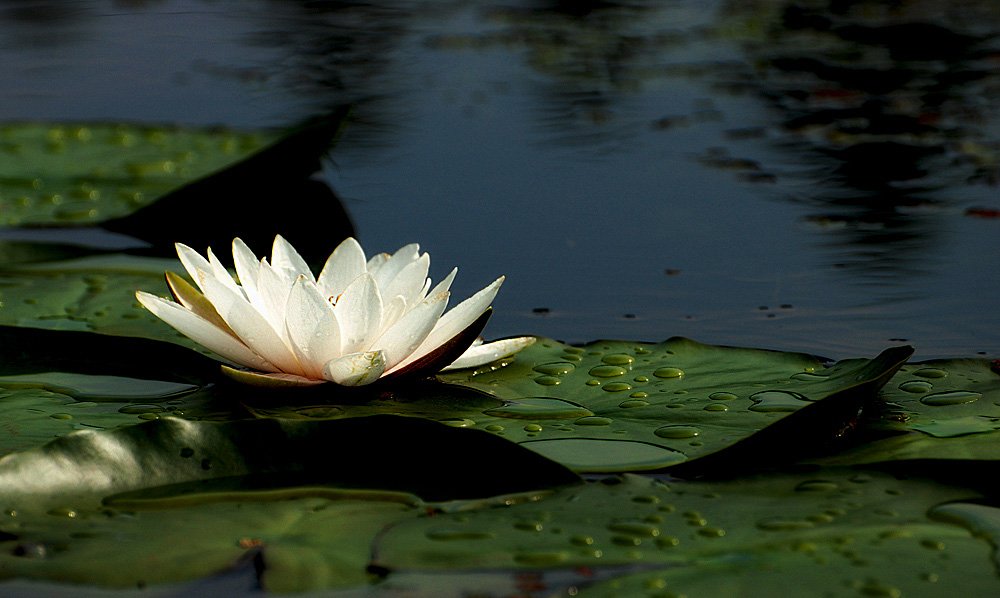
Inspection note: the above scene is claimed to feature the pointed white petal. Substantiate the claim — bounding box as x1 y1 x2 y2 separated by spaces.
381 253 430 308
423 267 457 311
165 271 235 336
198 269 304 375
136 291 279 373
271 234 314 282
442 336 536 371
285 276 342 378
232 238 265 309
394 276 503 371
372 243 421 288
321 350 387 386
334 273 382 354
366 252 388 274
376 291 449 370
175 243 211 291
256 260 294 335
206 246 242 295
317 237 367 299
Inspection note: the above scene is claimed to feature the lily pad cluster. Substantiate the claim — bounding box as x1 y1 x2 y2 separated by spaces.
0 119 998 596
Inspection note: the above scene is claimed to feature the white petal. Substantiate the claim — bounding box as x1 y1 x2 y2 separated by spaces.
379 295 407 335
366 252 388 273
442 336 536 371
322 350 387 386
175 243 211 291
198 269 304 375
376 291 450 370
395 276 503 370
136 291 279 373
424 267 457 309
232 238 265 311
285 276 342 378
334 273 383 354
271 234 314 282
256 260 294 335
317 237 367 299
206 246 242 295
372 243 421 288
381 253 430 309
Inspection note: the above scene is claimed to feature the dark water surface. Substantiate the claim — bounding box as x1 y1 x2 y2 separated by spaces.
2 0 999 361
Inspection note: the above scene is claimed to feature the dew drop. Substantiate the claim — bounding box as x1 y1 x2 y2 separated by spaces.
704 404 728 412
654 425 701 439
619 399 649 408
49 413 72 420
629 391 649 399
533 362 575 376
919 391 982 406
757 517 815 531
790 372 827 381
899 380 933 393
589 365 627 378
523 424 543 433
601 354 635 366
533 375 562 386
709 392 737 401
653 367 684 379
913 368 948 379
439 418 475 428
607 522 659 537
602 382 632 392
575 416 613 426
484 398 593 420
749 391 810 412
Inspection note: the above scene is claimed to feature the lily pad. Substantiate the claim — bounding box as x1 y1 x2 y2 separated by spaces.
0 254 204 346
0 123 278 227
428 338 913 473
374 470 997 596
0 494 416 592
815 359 1000 467
0 414 578 511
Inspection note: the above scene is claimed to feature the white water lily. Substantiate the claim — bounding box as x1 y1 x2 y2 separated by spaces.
136 236 534 387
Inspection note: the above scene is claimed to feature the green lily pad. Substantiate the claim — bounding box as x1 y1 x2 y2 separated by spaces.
374 470 996 596
815 359 1000 467
0 123 278 227
0 254 205 346
431 338 912 473
0 414 578 511
0 493 415 592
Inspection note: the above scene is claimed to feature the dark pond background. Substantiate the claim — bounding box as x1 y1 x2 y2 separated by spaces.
2 0 999 361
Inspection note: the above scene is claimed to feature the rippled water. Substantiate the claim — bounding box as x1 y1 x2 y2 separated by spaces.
1 1 998 358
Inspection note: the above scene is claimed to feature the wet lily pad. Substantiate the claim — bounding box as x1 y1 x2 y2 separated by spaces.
432 338 912 473
0 123 278 227
814 358 1000 468
374 470 996 597
0 414 578 511
0 254 203 346
0 494 415 592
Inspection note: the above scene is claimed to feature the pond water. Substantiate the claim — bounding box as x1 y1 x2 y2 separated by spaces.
3 0 998 360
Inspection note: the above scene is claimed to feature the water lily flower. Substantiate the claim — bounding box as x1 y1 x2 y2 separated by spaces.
136 236 534 387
